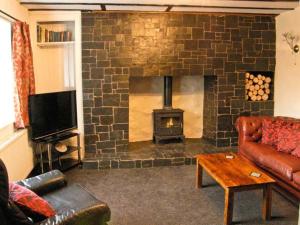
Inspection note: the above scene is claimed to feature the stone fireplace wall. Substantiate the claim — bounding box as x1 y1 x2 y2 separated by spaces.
203 75 218 145
82 12 275 154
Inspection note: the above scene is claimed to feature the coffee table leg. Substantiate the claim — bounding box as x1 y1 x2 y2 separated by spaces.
262 184 272 220
196 160 203 188
224 188 234 225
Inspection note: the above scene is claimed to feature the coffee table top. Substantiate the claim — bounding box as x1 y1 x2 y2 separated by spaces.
196 153 275 189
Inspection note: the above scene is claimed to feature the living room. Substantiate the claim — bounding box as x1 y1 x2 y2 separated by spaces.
1 0 300 224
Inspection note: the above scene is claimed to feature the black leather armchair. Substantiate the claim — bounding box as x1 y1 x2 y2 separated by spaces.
0 159 110 225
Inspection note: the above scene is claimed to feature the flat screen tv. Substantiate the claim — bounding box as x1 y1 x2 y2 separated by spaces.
29 90 77 140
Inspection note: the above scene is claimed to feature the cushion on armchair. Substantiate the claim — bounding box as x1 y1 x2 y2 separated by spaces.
9 182 56 222
0 159 33 225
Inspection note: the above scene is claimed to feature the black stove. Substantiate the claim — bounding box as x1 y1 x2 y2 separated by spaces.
153 76 185 144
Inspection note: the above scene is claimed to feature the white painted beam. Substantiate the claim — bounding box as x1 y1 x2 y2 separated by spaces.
172 7 288 14
19 0 298 9
20 0 299 12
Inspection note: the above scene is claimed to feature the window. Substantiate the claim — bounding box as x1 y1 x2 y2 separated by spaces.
0 16 15 134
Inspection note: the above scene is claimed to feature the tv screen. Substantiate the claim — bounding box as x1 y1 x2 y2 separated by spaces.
29 90 77 140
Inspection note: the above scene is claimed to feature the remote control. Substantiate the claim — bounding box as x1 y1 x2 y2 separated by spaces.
250 172 261 178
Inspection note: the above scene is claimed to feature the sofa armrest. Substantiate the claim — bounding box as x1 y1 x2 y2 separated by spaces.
37 204 111 225
16 170 67 195
235 116 270 147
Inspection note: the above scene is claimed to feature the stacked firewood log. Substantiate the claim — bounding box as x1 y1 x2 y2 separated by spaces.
245 72 271 101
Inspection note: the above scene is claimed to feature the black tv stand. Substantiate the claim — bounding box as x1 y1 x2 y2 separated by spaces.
32 131 81 173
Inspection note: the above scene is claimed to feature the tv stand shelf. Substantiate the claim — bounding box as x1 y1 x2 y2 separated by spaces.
39 145 79 162
35 132 78 143
33 132 81 173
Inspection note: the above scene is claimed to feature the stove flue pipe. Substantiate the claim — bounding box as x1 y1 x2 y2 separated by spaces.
163 76 172 109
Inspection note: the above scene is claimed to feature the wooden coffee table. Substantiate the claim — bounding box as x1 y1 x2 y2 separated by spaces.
195 152 275 225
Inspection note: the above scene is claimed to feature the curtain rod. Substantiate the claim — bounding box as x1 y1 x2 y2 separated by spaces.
0 10 20 22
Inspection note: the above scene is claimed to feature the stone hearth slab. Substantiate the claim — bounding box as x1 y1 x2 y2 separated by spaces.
82 138 236 169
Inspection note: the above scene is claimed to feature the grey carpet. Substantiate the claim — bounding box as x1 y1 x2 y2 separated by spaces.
66 166 298 225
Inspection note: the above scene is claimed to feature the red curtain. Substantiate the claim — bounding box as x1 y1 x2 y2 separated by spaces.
12 22 35 128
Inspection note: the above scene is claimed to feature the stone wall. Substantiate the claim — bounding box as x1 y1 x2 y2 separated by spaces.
203 75 218 145
82 12 275 154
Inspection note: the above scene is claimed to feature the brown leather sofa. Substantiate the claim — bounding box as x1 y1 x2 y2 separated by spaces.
236 116 300 200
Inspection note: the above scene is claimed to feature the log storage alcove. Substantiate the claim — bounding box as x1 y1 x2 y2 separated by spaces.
245 71 274 102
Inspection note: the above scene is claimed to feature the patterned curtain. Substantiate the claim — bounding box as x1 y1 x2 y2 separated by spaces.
12 21 35 128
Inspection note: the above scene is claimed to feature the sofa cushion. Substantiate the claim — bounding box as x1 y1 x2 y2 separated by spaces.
293 171 300 186
241 141 300 180
261 151 300 180
262 118 286 148
41 183 110 224
292 146 300 158
277 126 300 153
240 141 276 165
9 182 55 221
43 184 109 214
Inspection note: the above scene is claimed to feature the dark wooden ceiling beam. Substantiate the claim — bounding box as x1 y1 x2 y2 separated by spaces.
100 4 106 11
165 5 173 12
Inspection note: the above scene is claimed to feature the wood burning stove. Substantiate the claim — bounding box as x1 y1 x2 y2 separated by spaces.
153 76 185 144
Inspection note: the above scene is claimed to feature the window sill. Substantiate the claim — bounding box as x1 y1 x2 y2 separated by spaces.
0 129 27 152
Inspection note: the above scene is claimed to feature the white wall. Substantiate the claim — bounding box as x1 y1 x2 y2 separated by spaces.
0 131 34 181
275 7 300 118
29 11 84 156
129 76 204 142
0 0 34 181
0 0 28 22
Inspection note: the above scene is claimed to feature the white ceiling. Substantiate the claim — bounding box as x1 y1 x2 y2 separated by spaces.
19 0 299 14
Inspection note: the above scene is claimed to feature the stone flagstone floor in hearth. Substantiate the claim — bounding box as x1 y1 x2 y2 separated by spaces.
83 138 236 169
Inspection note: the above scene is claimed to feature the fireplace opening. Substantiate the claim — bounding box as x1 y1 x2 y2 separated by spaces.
129 76 204 143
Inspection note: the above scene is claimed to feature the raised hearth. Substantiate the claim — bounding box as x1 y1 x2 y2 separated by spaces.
82 138 235 169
